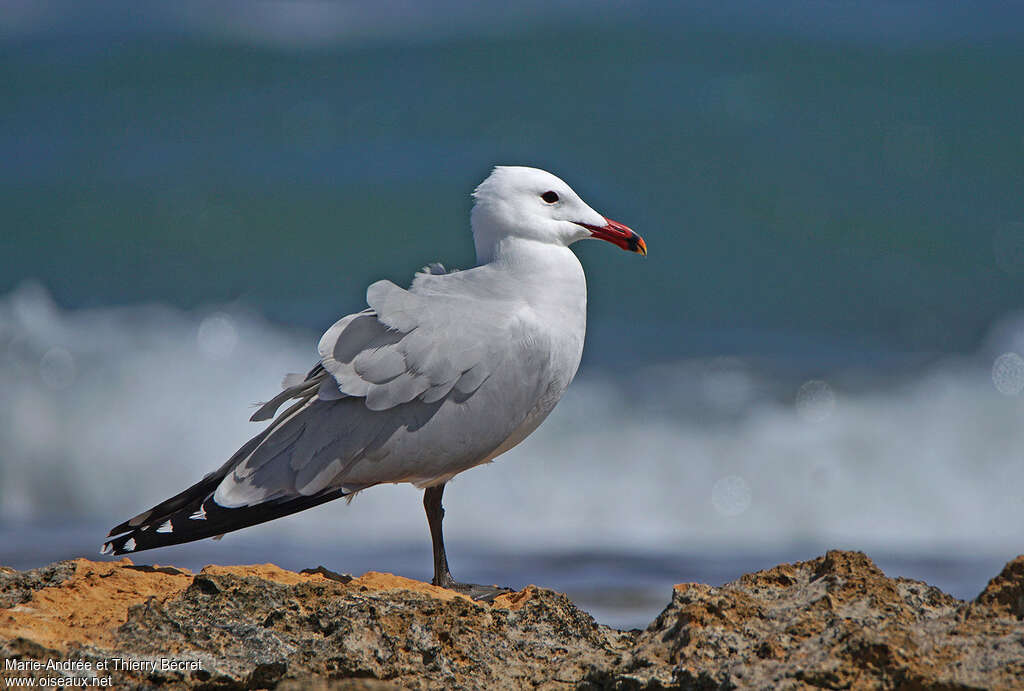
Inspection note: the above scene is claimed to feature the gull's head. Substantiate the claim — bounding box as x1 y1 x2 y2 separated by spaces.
470 166 646 262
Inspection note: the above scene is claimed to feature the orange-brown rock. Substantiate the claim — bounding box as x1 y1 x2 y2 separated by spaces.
2 550 1023 689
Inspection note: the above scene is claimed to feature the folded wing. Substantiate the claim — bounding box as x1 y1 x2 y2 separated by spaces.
104 269 528 555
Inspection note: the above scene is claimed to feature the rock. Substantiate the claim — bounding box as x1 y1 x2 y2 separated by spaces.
1 550 1022 689
974 555 1024 619
621 550 1023 689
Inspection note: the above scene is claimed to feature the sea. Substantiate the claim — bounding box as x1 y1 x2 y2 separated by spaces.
1 1 1023 629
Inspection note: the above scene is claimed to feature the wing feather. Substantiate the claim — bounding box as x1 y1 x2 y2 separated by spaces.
212 269 526 509
311 278 514 412
353 345 407 383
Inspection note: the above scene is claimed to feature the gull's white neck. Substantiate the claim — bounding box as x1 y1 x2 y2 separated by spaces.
478 236 586 301
480 235 587 368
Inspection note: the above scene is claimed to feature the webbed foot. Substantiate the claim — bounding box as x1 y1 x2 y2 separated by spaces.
437 578 512 602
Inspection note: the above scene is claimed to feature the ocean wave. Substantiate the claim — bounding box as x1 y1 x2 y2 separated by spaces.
1 282 1022 555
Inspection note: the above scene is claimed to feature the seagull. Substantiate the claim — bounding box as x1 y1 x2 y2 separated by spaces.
102 166 646 599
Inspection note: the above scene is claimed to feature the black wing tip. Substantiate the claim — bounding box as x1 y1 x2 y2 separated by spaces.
100 487 352 558
100 533 139 556
100 514 203 556
106 518 144 538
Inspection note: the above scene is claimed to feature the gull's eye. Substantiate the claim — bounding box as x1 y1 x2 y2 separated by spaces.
541 191 559 204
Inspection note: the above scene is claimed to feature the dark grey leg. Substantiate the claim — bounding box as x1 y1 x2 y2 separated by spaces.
423 484 454 587
423 483 511 602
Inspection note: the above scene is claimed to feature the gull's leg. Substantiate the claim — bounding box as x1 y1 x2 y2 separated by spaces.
423 483 511 602
423 484 454 586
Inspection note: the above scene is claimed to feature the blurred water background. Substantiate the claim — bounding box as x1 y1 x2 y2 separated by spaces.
2 1 1023 628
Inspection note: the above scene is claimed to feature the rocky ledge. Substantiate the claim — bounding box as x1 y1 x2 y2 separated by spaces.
1 550 1022 689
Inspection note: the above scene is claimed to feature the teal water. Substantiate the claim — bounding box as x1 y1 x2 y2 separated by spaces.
3 1 1023 361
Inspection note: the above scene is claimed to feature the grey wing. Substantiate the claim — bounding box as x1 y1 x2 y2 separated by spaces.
321 280 509 409
213 278 537 507
251 279 508 418
103 274 548 555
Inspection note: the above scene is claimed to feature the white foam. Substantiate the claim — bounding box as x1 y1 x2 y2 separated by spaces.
2 282 1023 556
